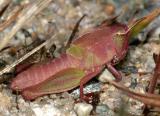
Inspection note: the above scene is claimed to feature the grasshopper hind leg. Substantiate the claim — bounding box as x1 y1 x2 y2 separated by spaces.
106 63 122 81
79 67 102 102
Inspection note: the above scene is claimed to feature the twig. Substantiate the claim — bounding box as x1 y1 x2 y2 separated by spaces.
0 0 52 51
0 2 9 18
0 34 57 76
107 80 160 107
143 53 160 114
148 53 160 93
0 6 23 32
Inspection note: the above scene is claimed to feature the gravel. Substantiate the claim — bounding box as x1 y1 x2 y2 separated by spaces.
0 0 160 115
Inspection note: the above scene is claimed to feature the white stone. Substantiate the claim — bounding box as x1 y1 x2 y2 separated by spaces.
74 103 93 116
32 104 62 116
98 69 115 82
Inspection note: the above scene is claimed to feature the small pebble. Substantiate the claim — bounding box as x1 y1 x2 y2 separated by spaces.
104 3 115 16
0 92 11 109
0 0 5 5
98 69 115 82
74 103 93 116
96 104 111 115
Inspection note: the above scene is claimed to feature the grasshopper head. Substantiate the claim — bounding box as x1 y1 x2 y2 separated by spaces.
113 8 160 62
112 31 129 62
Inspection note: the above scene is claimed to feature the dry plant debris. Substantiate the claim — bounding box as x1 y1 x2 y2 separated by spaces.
0 0 159 115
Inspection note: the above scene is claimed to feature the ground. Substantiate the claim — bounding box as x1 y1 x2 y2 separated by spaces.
0 0 160 116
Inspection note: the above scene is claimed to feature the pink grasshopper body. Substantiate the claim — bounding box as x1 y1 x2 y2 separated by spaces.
10 8 160 100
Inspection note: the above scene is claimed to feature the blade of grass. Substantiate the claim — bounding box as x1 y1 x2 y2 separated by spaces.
0 0 52 50
0 34 57 77
0 2 10 18
0 5 23 32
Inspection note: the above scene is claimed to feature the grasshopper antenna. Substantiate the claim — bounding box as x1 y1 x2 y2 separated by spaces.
63 14 86 51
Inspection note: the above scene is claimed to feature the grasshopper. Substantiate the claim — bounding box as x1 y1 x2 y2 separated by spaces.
11 8 160 100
